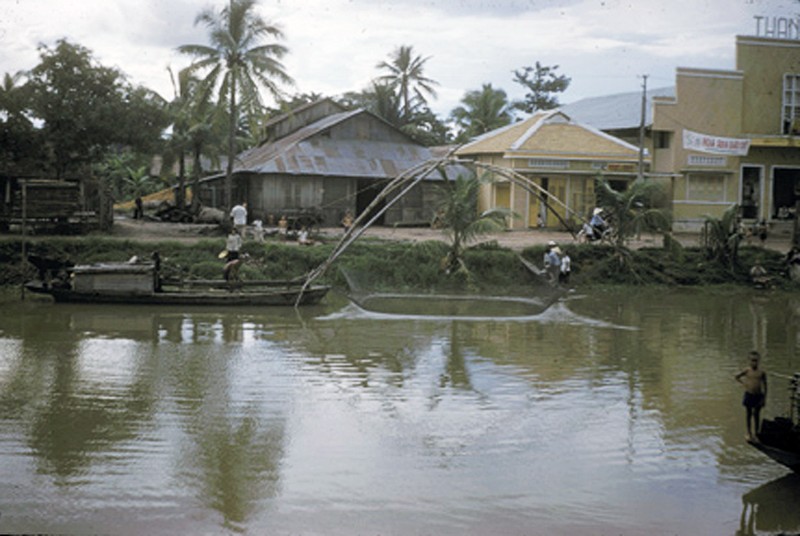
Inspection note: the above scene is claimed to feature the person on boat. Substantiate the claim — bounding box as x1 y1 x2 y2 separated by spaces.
225 230 242 261
736 350 768 441
230 202 248 236
151 251 162 292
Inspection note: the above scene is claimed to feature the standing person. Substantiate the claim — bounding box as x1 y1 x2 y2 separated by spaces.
544 241 561 284
559 249 571 285
735 351 768 441
230 202 248 236
223 230 243 282
134 196 143 220
755 219 768 247
225 230 242 261
341 210 354 233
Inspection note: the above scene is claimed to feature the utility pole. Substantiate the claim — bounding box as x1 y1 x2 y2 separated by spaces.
637 74 648 181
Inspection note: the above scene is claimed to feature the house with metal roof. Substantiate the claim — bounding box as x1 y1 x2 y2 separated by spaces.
196 99 451 227
455 110 644 230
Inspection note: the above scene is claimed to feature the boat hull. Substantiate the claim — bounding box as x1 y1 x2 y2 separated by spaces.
25 283 330 307
750 417 800 473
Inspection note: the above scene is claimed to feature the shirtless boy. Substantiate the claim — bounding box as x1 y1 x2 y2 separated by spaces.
735 351 768 441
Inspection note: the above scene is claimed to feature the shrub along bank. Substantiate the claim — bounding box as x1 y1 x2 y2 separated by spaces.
0 235 794 294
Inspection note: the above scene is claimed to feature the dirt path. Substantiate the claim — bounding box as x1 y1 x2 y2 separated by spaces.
111 216 795 253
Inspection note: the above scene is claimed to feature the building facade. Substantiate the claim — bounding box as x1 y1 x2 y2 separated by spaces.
455 110 644 230
651 35 800 232
197 100 450 227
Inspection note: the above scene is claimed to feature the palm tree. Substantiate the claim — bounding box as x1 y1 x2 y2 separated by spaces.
436 173 510 274
166 67 225 212
178 0 293 212
450 83 512 142
376 45 438 123
595 178 671 249
702 203 742 270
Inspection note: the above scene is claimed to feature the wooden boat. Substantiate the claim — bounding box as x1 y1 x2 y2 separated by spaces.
748 372 800 472
24 261 329 307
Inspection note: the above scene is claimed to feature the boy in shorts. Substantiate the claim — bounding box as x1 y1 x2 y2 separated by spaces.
735 351 768 441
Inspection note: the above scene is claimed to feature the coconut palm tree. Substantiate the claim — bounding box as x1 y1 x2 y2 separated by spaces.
450 83 512 142
376 45 438 123
166 67 225 212
436 173 510 274
178 0 293 212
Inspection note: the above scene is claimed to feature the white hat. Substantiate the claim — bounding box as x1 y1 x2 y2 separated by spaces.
593 207 603 216
547 240 557 246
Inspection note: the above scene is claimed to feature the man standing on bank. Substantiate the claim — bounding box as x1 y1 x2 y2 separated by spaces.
735 350 768 441
230 202 248 236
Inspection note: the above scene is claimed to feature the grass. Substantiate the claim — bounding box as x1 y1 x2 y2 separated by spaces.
0 234 797 293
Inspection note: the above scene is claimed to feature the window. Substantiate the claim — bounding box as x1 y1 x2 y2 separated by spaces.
687 173 726 202
783 74 800 135
654 130 671 149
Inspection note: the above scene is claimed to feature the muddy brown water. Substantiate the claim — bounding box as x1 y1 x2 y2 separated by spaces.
1 288 798 534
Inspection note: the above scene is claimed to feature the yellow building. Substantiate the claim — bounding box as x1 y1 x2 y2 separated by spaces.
455 110 643 230
651 35 800 232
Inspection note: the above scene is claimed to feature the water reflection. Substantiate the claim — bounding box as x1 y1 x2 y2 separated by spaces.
739 474 800 535
0 290 799 534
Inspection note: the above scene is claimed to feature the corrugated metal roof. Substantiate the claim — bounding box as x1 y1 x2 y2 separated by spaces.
204 107 465 182
558 87 675 130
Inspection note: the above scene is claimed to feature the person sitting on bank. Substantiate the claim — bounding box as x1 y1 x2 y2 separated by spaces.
749 260 770 288
298 226 314 246
277 215 288 238
735 350 768 441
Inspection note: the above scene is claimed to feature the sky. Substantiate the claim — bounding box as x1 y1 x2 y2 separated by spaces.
1 0 798 119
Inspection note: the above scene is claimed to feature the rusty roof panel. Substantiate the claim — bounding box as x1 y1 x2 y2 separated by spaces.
208 108 467 182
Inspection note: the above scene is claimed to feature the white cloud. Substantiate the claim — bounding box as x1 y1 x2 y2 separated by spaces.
0 0 795 116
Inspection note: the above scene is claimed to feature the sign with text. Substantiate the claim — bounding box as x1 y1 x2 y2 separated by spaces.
753 15 800 39
683 129 751 156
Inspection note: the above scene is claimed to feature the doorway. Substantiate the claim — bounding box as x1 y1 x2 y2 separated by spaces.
772 167 800 220
741 166 762 220
356 179 388 225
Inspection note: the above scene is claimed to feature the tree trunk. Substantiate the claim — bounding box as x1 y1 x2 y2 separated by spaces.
225 74 236 215
176 152 186 209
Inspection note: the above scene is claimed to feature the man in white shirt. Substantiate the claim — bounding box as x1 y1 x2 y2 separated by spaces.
230 202 248 236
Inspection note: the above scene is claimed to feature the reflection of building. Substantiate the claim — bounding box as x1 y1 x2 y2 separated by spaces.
651 35 800 231
455 110 643 229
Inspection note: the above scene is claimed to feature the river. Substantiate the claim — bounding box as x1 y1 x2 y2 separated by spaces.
1 288 799 535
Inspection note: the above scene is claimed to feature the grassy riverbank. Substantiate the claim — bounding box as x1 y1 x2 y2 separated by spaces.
0 232 795 295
